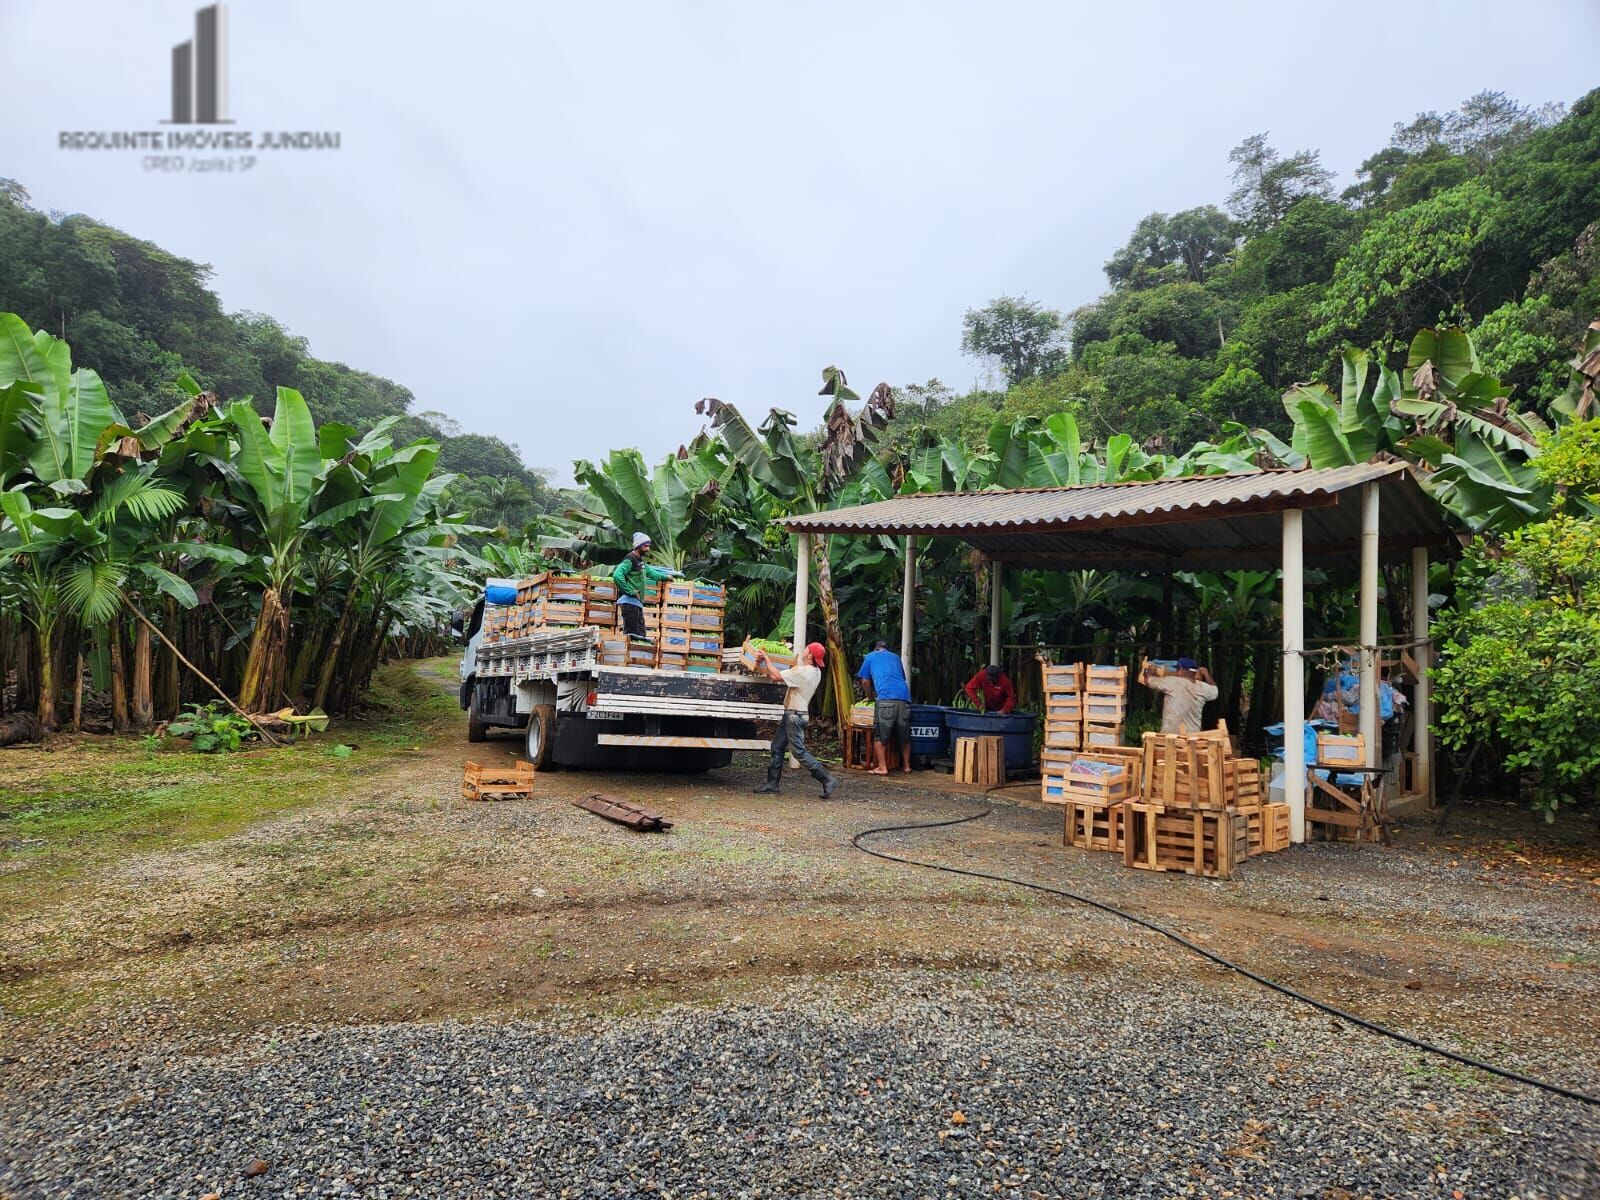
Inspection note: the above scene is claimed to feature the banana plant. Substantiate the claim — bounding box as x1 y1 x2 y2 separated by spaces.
223 387 323 713
566 444 726 570
305 428 451 711
696 370 896 739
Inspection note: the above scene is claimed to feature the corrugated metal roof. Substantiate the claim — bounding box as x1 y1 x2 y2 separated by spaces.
777 463 1458 569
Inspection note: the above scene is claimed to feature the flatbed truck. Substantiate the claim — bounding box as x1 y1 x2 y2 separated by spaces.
459 621 785 771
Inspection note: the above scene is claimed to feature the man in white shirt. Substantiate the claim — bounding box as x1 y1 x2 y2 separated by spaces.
752 641 837 798
1139 656 1219 734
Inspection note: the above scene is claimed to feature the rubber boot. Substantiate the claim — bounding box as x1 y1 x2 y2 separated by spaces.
819 773 837 799
753 757 782 794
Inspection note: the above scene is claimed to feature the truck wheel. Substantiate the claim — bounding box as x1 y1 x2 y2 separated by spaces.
525 704 556 769
467 690 489 743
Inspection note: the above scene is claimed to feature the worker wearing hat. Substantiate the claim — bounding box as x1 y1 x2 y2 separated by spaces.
1138 655 1218 734
612 532 680 640
752 641 837 798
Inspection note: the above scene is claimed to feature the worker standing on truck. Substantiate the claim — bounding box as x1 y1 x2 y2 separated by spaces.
752 642 838 799
613 532 679 640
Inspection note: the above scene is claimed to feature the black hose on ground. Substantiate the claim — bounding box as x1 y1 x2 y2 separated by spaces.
851 803 1600 1108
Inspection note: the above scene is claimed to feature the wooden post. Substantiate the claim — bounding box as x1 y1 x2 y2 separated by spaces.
1359 482 1380 768
1411 545 1433 803
901 534 915 681
793 532 809 656
1282 508 1306 844
988 560 1002 667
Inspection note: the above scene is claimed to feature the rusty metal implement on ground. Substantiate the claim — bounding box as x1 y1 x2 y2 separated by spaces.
574 793 674 832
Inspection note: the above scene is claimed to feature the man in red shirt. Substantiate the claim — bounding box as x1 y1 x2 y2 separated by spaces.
963 664 1016 714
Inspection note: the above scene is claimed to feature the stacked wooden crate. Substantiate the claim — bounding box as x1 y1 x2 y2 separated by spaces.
1081 664 1128 747
1124 725 1289 877
655 580 725 670
1059 755 1135 852
1040 663 1085 801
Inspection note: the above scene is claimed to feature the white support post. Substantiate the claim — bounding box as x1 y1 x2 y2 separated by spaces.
988 561 1003 667
1282 508 1306 844
900 535 916 680
793 533 809 655
1359 483 1380 768
1411 545 1433 803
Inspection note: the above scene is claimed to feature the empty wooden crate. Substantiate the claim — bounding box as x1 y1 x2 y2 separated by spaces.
1124 803 1249 879
954 735 1005 787
461 760 535 802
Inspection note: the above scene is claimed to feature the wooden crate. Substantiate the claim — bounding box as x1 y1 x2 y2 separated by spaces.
1083 724 1125 748
1084 664 1128 695
740 639 795 672
1124 803 1249 879
462 760 535 802
1083 695 1127 723
1063 798 1127 852
1245 803 1291 855
1056 755 1134 804
1044 724 1083 750
954 735 1005 787
1041 663 1084 692
1141 731 1257 808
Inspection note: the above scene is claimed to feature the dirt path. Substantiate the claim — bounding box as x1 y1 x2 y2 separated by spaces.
2 659 1597 1095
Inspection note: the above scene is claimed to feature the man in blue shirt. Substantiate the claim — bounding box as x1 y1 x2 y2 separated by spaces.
858 638 913 775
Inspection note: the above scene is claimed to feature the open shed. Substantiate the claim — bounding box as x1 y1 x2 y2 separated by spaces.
776 461 1459 843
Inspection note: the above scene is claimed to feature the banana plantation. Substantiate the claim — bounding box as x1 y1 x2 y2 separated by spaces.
2 309 1597 813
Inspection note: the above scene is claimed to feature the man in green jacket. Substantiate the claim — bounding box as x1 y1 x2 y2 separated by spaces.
613 532 679 639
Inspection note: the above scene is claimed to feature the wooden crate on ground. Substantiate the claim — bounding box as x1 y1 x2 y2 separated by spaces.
1124 803 1249 879
1245 803 1291 855
462 760 535 801
954 735 1005 787
1063 797 1127 852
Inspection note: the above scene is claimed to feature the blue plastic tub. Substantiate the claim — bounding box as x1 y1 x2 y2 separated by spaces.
944 710 1038 770
908 704 949 759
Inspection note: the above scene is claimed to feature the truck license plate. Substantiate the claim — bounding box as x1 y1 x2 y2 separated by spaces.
586 710 623 720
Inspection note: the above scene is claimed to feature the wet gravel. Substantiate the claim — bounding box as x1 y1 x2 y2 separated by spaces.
5 969 1596 1199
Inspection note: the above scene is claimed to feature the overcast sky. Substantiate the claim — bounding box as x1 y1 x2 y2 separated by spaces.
5 1 1598 482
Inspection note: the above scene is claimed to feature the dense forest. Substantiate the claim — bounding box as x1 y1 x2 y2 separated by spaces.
890 89 1599 456
0 179 560 533
2 87 1598 813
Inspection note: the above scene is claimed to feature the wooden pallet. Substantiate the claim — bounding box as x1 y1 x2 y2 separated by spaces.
1124 803 1249 879
1063 797 1127 852
461 760 535 802
954 735 1005 787
1245 803 1291 855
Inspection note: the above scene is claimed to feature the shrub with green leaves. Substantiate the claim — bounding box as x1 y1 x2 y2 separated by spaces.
1433 516 1600 816
166 703 255 754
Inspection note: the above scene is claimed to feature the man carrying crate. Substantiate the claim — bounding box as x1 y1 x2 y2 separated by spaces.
612 532 680 640
752 642 838 798
1139 656 1218 734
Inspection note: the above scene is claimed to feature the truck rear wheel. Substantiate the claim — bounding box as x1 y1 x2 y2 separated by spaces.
525 703 556 769
467 689 488 743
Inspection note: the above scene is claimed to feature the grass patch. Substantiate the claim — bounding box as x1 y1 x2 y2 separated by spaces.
0 660 462 910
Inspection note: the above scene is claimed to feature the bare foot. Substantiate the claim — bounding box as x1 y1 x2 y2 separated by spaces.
869 767 889 776
901 767 912 774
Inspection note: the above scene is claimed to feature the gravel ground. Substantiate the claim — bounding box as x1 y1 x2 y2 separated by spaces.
5 968 1596 1200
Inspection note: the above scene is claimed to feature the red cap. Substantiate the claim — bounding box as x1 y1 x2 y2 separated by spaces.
806 641 826 666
